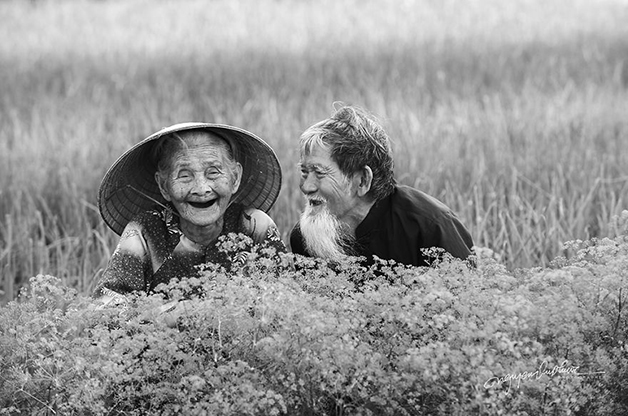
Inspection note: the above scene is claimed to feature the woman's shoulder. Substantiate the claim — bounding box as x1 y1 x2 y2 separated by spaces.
132 207 172 226
240 208 283 245
129 207 179 234
241 207 276 232
126 207 181 248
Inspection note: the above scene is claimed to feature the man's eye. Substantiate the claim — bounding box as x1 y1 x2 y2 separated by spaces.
300 169 308 178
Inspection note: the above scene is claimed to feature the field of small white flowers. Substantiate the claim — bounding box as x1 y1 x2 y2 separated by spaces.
2 220 628 414
1 0 628 414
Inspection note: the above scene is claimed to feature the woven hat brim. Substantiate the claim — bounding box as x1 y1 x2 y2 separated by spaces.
98 123 282 236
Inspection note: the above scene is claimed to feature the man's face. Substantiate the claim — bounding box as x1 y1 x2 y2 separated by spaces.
298 144 359 225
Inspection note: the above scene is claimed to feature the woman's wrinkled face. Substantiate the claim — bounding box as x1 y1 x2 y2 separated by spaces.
156 131 242 230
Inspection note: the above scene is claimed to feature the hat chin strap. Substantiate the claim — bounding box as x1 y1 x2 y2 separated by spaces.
126 184 179 217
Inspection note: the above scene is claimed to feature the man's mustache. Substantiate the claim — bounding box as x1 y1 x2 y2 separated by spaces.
305 196 328 209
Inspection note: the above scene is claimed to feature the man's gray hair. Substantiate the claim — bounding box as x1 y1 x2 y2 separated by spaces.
300 105 395 201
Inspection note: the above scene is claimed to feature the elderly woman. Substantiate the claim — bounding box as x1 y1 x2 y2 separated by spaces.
94 122 285 301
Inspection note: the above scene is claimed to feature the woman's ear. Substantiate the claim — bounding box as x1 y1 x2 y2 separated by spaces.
232 162 243 193
356 165 373 197
155 172 172 201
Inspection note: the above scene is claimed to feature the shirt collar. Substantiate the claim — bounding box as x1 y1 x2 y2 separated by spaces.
354 189 395 240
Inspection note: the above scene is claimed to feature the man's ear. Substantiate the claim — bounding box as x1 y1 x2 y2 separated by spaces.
232 162 243 193
155 172 172 201
355 165 373 197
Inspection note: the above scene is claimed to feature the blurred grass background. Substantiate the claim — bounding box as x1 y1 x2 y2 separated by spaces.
1 0 628 303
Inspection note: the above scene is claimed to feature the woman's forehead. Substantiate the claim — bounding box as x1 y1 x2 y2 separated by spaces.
172 131 230 155
179 130 229 148
165 132 231 164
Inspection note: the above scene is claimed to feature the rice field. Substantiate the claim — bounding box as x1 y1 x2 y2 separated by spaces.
1 0 628 303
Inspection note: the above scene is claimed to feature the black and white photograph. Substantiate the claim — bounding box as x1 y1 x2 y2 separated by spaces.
1 0 627 414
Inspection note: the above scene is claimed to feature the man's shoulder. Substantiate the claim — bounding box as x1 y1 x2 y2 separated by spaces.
389 185 475 258
391 185 454 222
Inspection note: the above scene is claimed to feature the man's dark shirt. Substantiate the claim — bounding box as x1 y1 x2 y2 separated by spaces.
290 185 474 267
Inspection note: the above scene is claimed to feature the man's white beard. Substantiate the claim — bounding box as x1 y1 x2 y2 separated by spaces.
299 202 353 262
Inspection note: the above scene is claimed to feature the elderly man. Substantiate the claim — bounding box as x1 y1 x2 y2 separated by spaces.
290 104 474 267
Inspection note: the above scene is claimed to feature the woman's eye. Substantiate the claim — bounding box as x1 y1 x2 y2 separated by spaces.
206 168 221 178
176 169 192 179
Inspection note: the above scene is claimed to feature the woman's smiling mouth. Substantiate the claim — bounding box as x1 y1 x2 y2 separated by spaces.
188 199 217 209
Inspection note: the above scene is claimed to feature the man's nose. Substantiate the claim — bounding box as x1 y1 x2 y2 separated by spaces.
300 172 318 194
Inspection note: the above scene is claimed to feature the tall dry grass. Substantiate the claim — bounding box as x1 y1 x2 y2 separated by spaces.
1 0 628 303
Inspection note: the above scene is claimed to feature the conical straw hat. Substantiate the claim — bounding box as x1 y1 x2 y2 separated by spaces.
98 122 282 235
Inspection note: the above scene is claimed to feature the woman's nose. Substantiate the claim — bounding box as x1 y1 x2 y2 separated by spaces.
192 176 214 194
